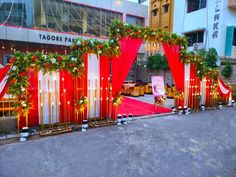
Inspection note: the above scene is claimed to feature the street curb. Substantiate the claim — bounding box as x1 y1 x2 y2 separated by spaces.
132 112 175 120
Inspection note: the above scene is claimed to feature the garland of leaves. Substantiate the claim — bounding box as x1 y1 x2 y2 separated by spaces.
7 51 85 114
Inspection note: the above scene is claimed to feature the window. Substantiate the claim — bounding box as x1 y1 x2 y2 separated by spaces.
152 9 158 16
33 0 122 37
0 2 26 26
233 28 236 46
187 0 207 13
126 15 145 27
3 54 10 66
163 4 169 13
184 30 204 46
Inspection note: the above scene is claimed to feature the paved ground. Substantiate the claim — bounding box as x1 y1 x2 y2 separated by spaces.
0 107 236 177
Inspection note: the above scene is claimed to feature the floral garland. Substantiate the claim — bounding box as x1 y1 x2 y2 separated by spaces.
154 96 166 105
7 51 85 114
74 96 88 112
70 37 120 57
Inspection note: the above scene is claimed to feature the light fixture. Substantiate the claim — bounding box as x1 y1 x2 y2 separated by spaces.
144 42 160 55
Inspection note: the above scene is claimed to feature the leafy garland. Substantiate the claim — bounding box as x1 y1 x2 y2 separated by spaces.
70 37 120 57
7 51 85 114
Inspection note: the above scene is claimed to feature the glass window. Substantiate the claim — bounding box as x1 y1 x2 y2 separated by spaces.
163 4 169 13
184 30 204 46
233 28 236 46
0 2 26 27
187 0 206 13
32 0 122 37
152 9 158 16
126 14 145 27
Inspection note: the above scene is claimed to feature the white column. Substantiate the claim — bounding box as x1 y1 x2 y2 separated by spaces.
87 54 100 118
38 71 60 124
184 64 190 106
200 78 206 105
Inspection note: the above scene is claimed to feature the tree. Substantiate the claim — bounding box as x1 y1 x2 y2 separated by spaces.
205 48 218 68
147 54 169 70
221 59 232 78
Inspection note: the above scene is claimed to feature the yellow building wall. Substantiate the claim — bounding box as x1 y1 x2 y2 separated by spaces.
149 0 173 32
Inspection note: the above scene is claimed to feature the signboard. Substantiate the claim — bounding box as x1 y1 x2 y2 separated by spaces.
151 76 165 97
0 25 106 46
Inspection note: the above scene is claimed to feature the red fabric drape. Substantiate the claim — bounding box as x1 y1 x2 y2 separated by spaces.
205 77 212 107
59 70 75 123
218 77 232 98
27 69 39 126
59 54 88 123
0 65 10 82
19 69 39 128
162 43 184 91
112 37 142 97
99 56 110 118
0 65 10 100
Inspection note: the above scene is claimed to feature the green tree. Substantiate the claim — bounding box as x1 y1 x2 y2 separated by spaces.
205 48 218 68
221 59 232 78
147 54 169 70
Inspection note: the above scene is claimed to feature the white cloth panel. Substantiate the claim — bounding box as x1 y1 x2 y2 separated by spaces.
200 78 206 105
184 64 190 106
87 54 100 118
0 75 8 95
38 71 60 124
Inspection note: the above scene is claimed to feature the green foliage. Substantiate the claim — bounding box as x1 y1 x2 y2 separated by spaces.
147 54 169 70
221 59 232 78
205 48 218 68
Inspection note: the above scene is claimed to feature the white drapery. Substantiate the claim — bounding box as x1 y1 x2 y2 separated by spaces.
184 64 190 106
200 78 206 105
38 71 60 124
87 54 100 118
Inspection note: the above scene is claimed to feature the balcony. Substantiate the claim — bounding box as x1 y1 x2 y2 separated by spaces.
228 0 236 10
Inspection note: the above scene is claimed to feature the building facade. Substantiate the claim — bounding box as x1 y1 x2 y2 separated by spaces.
149 0 174 31
0 0 148 66
173 0 236 59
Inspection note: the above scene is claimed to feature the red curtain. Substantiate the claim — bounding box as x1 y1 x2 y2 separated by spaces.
0 65 10 100
59 70 75 123
27 69 39 126
99 56 110 118
0 65 10 82
162 43 184 91
112 37 142 97
59 54 88 123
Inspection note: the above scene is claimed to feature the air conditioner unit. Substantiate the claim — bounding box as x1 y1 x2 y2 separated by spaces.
193 43 205 51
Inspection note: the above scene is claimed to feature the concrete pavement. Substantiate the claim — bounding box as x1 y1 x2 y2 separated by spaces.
0 107 236 177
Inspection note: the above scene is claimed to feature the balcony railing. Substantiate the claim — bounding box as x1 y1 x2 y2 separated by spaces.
228 0 236 10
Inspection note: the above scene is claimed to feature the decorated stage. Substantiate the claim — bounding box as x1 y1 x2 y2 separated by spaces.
0 21 233 136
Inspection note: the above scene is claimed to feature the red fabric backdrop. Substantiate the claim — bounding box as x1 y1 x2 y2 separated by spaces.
99 56 110 118
0 65 10 100
112 37 142 97
162 43 184 91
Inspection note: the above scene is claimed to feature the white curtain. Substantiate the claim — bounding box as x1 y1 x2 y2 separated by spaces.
38 71 60 124
200 78 206 105
87 54 100 118
184 64 190 106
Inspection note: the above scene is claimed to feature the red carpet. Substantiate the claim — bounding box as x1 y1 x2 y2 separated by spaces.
118 97 172 116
